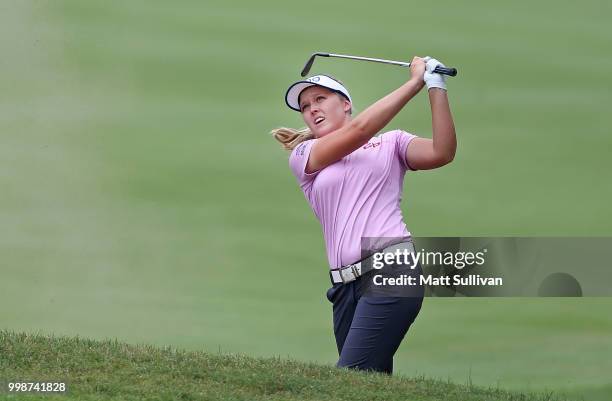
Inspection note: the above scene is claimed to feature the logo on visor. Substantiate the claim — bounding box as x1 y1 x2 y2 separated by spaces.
307 76 320 83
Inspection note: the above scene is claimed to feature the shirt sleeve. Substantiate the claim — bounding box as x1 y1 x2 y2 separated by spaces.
394 129 419 171
289 139 320 192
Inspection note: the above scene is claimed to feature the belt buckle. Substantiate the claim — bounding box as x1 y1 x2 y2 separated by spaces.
351 264 360 278
339 264 359 284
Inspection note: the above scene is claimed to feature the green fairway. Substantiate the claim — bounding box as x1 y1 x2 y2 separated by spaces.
1 1 611 400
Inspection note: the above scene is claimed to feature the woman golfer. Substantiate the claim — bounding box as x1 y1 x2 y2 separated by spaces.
272 56 456 374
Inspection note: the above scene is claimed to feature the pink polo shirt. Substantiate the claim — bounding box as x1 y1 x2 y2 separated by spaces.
289 129 418 270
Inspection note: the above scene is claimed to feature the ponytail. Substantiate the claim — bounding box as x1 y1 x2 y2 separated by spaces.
270 127 315 151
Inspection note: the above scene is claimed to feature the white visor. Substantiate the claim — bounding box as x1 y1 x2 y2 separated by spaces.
285 75 352 112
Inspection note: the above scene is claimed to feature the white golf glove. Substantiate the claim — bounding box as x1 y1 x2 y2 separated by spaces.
423 56 447 91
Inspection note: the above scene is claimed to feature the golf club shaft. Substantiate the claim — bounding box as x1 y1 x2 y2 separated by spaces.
328 53 411 68
301 52 458 77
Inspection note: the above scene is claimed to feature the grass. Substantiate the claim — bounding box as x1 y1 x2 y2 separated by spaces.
0 330 568 401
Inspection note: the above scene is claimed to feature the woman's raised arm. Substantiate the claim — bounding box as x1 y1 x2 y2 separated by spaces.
405 88 456 170
306 57 427 174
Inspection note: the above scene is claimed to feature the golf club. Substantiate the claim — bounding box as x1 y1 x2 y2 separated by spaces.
301 52 458 77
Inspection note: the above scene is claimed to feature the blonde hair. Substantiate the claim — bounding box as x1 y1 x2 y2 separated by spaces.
270 126 315 151
271 81 353 151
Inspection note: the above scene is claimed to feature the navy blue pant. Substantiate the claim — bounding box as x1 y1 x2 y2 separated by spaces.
325 264 424 375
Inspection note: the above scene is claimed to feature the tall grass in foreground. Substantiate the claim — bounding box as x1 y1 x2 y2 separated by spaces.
0 330 568 401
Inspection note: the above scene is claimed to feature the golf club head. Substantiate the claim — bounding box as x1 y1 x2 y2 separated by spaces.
300 52 330 77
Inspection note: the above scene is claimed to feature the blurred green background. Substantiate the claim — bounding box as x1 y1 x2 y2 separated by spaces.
1 1 611 400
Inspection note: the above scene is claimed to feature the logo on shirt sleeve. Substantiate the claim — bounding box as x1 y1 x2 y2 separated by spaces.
362 141 381 150
296 142 306 156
